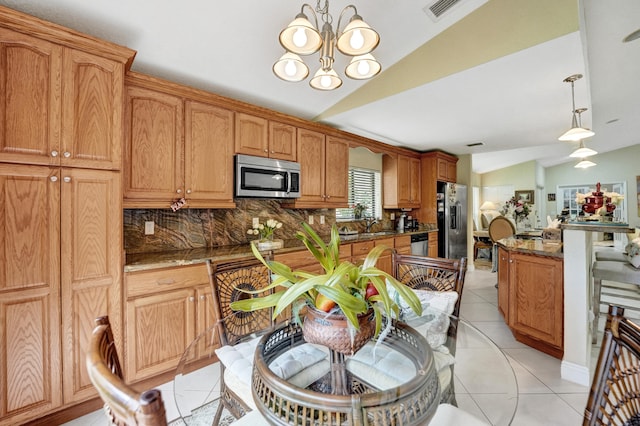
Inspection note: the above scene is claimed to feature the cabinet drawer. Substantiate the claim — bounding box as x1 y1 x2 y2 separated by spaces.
374 238 395 249
126 264 209 299
351 241 375 257
275 250 316 269
395 235 411 248
339 243 352 259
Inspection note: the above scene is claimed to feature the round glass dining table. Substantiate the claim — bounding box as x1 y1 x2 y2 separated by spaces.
173 317 518 425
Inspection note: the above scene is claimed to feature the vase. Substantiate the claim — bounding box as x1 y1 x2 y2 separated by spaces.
354 212 362 220
302 305 375 355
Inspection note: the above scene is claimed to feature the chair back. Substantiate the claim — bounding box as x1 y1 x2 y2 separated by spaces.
86 316 167 426
392 253 468 318
207 258 276 346
488 216 516 243
584 305 640 425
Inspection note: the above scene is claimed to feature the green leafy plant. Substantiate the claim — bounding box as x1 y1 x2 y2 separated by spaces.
231 222 422 338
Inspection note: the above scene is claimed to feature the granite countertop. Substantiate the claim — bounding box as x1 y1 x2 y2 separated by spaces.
561 222 635 233
124 228 437 272
496 237 563 258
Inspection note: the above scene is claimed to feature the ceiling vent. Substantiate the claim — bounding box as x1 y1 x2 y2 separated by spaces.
424 0 463 21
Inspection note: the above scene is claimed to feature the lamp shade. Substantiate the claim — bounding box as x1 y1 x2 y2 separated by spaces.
479 201 497 211
309 67 342 90
559 126 595 142
273 52 309 82
336 15 379 55
575 159 596 169
344 54 381 79
279 14 322 55
569 142 597 158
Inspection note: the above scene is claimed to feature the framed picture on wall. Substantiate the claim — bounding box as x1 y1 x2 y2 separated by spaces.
548 193 556 202
515 190 534 204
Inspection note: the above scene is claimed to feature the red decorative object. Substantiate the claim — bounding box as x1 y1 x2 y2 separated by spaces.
582 182 617 214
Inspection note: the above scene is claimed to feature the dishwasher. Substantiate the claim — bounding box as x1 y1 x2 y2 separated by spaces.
410 232 429 256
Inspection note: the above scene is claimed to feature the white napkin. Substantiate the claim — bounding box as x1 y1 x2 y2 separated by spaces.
546 216 561 229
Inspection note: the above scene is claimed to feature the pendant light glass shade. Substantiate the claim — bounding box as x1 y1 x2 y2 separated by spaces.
575 159 596 169
279 13 322 55
309 67 342 90
273 52 309 82
336 15 379 56
569 140 597 158
345 54 381 79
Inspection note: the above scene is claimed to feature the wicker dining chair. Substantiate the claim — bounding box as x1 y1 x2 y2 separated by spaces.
391 253 468 406
86 316 167 426
207 258 276 424
584 305 640 425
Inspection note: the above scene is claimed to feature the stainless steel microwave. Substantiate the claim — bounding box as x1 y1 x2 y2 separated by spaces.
235 154 301 199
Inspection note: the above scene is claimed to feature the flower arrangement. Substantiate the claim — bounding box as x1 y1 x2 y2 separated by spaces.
351 203 367 219
575 191 624 205
500 197 531 222
247 218 282 241
231 222 422 351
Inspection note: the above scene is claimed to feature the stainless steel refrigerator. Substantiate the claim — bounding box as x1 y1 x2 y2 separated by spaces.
437 182 467 259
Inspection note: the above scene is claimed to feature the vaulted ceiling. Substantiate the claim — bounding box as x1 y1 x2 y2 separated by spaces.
2 0 638 173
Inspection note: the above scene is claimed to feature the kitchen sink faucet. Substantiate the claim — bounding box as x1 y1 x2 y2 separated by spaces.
364 217 378 233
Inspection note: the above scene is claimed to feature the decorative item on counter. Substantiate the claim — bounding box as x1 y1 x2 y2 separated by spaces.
543 216 562 242
351 202 367 219
626 237 640 269
170 197 186 212
575 182 624 220
231 222 422 355
247 218 284 250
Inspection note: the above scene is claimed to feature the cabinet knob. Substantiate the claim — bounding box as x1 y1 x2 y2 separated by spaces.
186 189 192 194
63 176 71 183
199 295 205 301
189 296 195 302
176 189 182 194
264 149 268 153
50 176 58 182
270 150 275 154
51 150 58 157
63 151 71 158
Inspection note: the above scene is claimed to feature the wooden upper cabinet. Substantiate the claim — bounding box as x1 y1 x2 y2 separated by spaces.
0 29 126 170
235 113 296 161
283 130 348 208
123 85 184 205
0 29 62 166
60 49 125 170
436 155 457 182
185 101 235 207
383 154 421 209
268 121 296 161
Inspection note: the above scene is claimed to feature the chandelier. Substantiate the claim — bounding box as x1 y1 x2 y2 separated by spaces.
273 1 381 91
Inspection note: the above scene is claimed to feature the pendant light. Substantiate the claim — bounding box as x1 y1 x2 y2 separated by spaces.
273 1 381 91
575 159 596 169
559 74 595 141
569 108 598 158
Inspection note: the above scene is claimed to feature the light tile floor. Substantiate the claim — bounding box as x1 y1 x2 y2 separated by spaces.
65 267 598 426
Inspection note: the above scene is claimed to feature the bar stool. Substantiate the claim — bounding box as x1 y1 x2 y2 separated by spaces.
592 260 640 343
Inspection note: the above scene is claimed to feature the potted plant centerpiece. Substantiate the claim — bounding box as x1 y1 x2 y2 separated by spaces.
231 222 422 354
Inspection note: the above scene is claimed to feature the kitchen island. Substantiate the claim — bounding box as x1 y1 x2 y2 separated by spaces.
496 237 564 358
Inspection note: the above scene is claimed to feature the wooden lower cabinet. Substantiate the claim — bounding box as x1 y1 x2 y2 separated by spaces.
395 235 412 255
427 232 438 257
499 248 563 358
124 264 215 382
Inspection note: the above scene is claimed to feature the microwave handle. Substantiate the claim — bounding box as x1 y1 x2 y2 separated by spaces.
286 171 291 194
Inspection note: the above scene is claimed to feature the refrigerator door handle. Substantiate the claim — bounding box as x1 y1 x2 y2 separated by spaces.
450 205 457 229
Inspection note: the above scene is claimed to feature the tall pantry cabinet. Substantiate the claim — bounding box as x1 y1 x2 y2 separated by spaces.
0 7 135 424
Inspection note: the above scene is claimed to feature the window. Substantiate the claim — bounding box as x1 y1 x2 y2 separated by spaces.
336 167 382 220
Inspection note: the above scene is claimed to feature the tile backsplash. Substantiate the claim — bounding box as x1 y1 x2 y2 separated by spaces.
124 200 397 254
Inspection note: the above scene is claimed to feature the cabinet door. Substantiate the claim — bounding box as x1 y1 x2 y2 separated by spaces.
61 49 124 170
185 101 235 207
408 157 421 206
324 136 349 206
397 156 412 205
297 128 325 204
375 238 395 275
508 253 563 349
60 168 122 403
124 86 184 205
0 164 62 421
0 29 62 166
436 158 449 181
497 247 509 319
269 121 296 161
235 112 268 157
126 288 196 382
